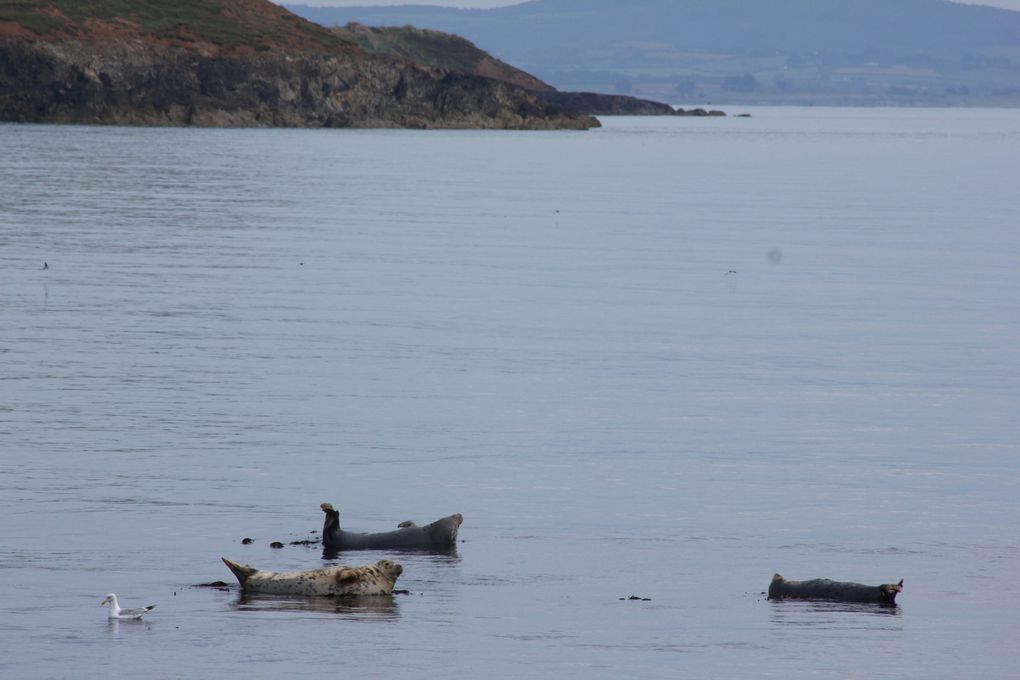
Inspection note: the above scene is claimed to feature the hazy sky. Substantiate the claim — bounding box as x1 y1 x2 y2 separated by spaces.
287 0 1020 11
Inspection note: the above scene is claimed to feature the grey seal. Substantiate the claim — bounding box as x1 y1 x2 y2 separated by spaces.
221 557 403 596
320 503 462 554
768 573 903 604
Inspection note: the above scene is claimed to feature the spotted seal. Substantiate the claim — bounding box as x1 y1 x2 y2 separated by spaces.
768 573 903 604
221 557 403 596
320 503 462 553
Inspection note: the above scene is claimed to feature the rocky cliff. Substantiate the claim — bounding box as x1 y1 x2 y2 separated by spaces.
0 0 598 129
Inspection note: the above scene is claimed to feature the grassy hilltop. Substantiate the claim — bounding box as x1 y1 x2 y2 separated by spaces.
0 0 342 50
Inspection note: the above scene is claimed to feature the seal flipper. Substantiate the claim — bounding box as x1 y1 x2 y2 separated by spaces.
767 573 785 599
222 557 258 587
880 579 905 602
321 503 340 531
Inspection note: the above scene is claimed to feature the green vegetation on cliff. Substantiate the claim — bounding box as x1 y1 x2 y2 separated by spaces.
337 23 493 74
1 0 341 50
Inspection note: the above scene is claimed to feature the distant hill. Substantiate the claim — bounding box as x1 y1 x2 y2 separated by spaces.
0 0 598 128
287 0 1020 105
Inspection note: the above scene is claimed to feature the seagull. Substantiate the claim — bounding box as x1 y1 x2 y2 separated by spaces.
100 593 156 620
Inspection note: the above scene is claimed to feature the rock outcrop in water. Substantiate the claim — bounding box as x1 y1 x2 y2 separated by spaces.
0 0 598 129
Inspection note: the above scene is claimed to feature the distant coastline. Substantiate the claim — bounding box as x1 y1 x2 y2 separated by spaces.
286 0 1020 108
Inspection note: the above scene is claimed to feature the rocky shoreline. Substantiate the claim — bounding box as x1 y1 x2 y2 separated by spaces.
0 39 598 129
538 91 727 116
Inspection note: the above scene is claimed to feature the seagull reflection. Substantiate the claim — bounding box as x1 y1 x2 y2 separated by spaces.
106 617 152 637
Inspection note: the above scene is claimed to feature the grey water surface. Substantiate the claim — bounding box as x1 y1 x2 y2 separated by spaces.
1 109 1018 679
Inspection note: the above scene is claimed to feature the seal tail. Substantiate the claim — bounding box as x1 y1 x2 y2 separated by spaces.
221 557 257 587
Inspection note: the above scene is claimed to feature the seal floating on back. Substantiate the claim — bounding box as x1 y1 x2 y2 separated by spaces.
221 557 403 596
768 573 903 604
320 503 462 553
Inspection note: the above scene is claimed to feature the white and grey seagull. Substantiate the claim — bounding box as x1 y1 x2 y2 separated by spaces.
100 593 156 620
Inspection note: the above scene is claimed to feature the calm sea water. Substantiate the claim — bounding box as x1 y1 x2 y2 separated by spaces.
1 108 1018 679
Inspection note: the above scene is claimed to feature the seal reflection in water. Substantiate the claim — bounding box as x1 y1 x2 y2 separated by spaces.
768 573 903 604
221 558 403 596
236 591 399 617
